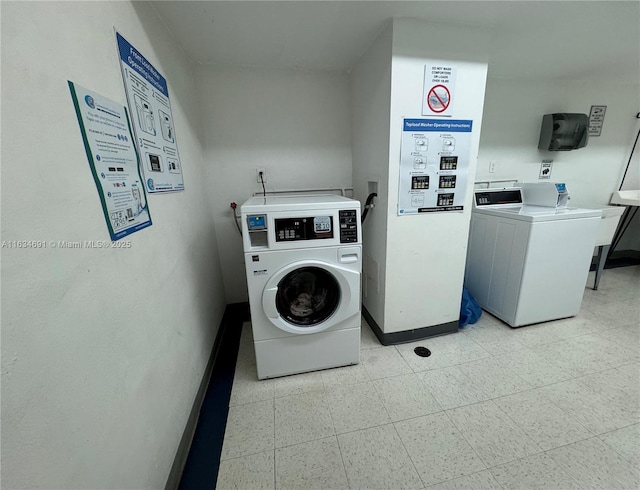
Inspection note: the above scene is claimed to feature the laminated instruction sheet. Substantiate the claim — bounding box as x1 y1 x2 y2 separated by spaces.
116 31 184 193
398 118 473 215
69 81 152 240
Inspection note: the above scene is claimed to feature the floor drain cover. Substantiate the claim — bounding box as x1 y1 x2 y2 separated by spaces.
414 346 431 358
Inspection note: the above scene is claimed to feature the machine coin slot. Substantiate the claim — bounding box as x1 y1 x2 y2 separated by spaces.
247 215 267 230
247 214 268 248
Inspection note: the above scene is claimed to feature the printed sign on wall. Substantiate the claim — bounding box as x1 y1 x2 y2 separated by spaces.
69 81 152 240
116 31 184 193
539 159 553 179
422 65 457 117
398 118 473 215
588 105 606 136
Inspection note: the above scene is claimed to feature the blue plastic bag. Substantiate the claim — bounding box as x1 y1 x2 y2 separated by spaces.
459 286 482 327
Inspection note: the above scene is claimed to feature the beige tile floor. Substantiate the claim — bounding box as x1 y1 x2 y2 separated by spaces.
217 266 640 489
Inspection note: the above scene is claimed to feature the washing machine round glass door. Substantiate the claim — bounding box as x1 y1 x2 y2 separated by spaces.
262 259 359 335
276 266 340 326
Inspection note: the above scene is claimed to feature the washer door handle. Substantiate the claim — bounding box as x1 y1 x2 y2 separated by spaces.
339 253 359 263
338 247 360 264
262 287 279 319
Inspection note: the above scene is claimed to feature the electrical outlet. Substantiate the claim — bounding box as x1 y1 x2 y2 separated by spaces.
256 168 267 183
489 161 497 173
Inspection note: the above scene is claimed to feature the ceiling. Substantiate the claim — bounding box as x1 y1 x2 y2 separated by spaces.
149 0 640 83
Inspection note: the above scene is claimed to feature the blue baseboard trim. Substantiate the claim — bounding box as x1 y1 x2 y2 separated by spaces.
175 302 249 490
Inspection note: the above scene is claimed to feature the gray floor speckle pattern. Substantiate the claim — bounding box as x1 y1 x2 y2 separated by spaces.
217 266 640 489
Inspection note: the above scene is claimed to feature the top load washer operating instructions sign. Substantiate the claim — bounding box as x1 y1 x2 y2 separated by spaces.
116 31 184 193
398 118 473 215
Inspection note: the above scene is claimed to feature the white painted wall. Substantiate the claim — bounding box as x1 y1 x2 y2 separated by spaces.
477 78 640 206
477 77 640 254
382 19 489 333
2 2 637 487
350 22 393 325
196 65 353 302
1 2 226 489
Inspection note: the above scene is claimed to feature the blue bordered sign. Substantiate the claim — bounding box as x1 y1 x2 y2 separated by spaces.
398 118 474 215
116 30 184 193
69 81 152 240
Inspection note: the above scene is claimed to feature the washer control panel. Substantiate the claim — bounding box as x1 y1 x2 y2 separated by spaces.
274 216 334 242
474 189 523 207
339 209 358 243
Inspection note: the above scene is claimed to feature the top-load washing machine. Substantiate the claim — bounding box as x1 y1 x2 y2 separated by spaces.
465 184 601 327
241 195 362 379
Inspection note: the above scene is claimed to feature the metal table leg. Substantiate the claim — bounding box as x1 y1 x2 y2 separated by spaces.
593 244 610 290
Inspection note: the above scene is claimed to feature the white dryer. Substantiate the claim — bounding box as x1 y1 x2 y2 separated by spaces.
241 195 362 379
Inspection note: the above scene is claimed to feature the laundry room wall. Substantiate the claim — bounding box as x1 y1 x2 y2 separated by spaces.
477 77 640 258
477 77 640 208
1 2 226 489
617 213 640 254
382 19 490 333
196 64 353 302
351 22 394 327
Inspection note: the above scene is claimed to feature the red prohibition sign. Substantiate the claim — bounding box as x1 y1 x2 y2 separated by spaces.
427 84 451 113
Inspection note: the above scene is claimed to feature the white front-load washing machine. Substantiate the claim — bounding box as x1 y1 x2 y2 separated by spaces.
241 195 362 379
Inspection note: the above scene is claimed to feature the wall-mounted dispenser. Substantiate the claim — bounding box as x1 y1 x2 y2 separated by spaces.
538 113 589 151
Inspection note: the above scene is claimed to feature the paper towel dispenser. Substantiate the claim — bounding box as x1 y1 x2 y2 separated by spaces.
538 113 589 151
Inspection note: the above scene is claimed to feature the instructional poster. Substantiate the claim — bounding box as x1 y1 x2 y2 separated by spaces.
116 31 184 193
398 118 473 215
68 81 152 240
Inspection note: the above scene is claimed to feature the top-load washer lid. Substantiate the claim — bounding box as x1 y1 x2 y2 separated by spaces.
474 205 602 222
242 194 359 213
